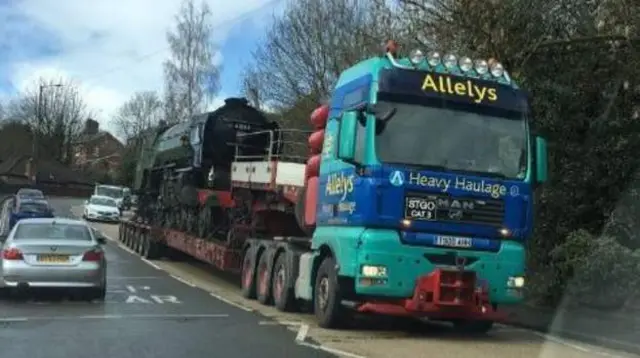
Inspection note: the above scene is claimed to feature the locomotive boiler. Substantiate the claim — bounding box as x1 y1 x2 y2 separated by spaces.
132 97 281 239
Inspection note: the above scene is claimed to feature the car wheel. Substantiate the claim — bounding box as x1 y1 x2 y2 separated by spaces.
86 286 106 301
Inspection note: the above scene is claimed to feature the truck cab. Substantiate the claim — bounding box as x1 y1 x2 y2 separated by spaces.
94 185 126 213
296 42 548 329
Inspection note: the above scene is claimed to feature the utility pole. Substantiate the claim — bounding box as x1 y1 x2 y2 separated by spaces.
31 83 63 183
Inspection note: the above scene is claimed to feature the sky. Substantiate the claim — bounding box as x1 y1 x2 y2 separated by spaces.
0 0 286 136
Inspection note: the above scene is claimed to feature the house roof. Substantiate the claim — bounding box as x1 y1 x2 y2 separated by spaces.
74 131 124 149
0 155 93 185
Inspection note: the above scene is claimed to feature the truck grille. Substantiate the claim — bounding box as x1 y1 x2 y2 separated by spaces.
404 192 505 227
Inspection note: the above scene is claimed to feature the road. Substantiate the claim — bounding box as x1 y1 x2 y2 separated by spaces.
0 198 333 358
2 197 637 358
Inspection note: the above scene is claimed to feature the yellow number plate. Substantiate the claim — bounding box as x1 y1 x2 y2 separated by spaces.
37 254 70 263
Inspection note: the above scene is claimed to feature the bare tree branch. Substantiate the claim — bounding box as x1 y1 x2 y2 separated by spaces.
6 77 91 164
111 91 164 143
163 0 220 121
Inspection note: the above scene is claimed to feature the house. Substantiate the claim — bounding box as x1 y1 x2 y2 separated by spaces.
72 119 124 177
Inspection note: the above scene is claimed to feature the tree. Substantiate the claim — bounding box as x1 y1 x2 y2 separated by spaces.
163 0 220 122
112 91 164 143
242 0 396 116
7 77 91 164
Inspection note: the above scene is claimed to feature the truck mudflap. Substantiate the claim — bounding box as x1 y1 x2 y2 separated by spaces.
356 268 506 322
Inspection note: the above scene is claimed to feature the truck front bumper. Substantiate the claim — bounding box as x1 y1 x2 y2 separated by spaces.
356 268 507 321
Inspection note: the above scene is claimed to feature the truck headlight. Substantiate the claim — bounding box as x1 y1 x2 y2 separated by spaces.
507 276 525 288
361 265 387 278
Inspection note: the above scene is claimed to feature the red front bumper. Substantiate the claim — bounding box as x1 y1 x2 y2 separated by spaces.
357 269 506 322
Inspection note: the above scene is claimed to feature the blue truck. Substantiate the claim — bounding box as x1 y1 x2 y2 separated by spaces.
120 40 548 333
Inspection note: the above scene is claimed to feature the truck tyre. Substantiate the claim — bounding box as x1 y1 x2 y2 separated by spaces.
272 253 297 312
241 250 257 299
314 256 345 328
256 253 273 305
452 320 494 334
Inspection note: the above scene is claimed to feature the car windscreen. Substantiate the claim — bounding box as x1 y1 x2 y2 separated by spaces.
18 190 44 199
13 223 92 241
96 187 123 198
18 202 51 214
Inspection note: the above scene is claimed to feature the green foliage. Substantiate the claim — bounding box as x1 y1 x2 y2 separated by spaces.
550 229 640 309
117 147 138 187
241 0 640 308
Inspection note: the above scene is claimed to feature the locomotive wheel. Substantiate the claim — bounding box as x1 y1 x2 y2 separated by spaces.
272 253 297 312
241 250 257 299
314 256 346 328
256 253 273 305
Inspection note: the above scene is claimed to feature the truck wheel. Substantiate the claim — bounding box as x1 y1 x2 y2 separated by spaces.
452 320 494 334
272 253 297 312
241 250 257 299
314 256 345 328
256 253 273 305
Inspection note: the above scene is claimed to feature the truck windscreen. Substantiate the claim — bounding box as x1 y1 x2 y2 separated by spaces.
374 97 527 180
96 187 123 198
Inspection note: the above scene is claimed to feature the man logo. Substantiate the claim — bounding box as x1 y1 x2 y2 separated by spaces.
389 171 404 187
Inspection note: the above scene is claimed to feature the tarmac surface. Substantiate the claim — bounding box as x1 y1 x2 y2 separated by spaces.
1 197 637 358
0 197 333 358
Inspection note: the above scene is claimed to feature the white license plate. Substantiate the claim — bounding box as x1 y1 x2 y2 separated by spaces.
434 236 473 248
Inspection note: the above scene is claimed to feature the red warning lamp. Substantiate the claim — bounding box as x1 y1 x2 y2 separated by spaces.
385 40 399 57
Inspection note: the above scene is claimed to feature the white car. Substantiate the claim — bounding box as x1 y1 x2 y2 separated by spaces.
83 195 121 223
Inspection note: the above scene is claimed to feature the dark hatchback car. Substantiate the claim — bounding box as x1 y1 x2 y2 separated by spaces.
8 197 55 230
16 188 46 200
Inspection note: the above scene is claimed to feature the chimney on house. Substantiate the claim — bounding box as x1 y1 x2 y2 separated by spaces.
83 118 100 135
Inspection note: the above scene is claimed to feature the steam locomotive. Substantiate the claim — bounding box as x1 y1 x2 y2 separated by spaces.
132 98 285 242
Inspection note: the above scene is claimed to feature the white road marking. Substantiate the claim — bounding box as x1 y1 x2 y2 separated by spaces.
297 341 368 358
295 323 309 342
0 313 229 322
150 295 182 304
108 276 164 280
142 258 163 270
125 295 152 303
209 292 253 312
170 274 196 287
126 285 137 293
259 320 303 326
530 331 629 357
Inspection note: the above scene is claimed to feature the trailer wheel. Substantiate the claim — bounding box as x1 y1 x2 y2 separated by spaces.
125 230 132 247
241 250 257 299
314 256 345 328
135 234 144 254
141 235 159 259
451 320 494 334
256 253 273 305
272 253 297 312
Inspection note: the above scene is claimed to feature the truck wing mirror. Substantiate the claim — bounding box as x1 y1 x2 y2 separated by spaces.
338 112 358 163
535 136 548 183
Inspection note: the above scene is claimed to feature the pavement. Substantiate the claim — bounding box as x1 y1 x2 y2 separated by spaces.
1 197 637 358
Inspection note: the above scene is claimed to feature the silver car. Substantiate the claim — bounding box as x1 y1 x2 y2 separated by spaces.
0 218 107 300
